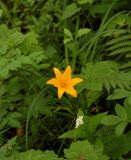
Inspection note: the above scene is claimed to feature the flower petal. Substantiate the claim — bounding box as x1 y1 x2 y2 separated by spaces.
63 65 72 80
71 78 83 86
47 78 59 87
58 87 64 99
65 86 77 97
53 67 62 81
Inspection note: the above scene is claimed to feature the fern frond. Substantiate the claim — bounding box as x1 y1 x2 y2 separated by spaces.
126 53 131 58
103 29 129 37
83 61 131 92
106 34 131 45
120 62 131 69
107 41 131 51
109 47 131 55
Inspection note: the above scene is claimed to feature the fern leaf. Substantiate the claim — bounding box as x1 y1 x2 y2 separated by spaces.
107 41 131 51
109 47 131 55
103 29 129 37
106 34 131 45
126 53 131 58
83 61 131 92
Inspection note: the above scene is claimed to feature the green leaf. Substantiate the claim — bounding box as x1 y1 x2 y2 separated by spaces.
103 134 131 159
60 113 107 140
62 3 81 20
86 113 107 137
76 28 91 38
107 89 131 100
0 118 8 130
45 46 57 58
83 61 131 91
115 104 127 120
94 140 104 156
9 32 26 47
60 128 88 139
125 97 131 123
0 136 18 159
115 14 127 26
101 115 121 125
9 150 62 160
64 28 73 39
63 38 72 44
64 140 109 160
115 121 128 136
64 140 99 160
77 0 93 5
0 84 6 96
0 40 8 54
7 112 22 128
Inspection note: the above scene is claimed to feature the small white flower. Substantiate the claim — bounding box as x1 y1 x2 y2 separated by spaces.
75 115 84 128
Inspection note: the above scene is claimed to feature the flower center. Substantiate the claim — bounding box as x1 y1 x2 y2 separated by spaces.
61 81 67 88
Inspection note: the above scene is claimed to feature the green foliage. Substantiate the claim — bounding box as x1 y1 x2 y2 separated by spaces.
0 0 131 159
102 134 131 159
101 102 130 136
107 89 131 100
64 140 109 160
62 3 81 20
8 150 63 160
0 25 49 79
83 61 131 92
60 112 107 140
0 137 18 159
77 0 93 5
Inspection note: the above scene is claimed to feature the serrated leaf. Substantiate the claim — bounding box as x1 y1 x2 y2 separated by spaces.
62 3 81 20
103 134 131 158
101 115 121 125
107 89 131 100
64 140 109 160
9 150 62 160
83 61 130 91
115 104 127 120
115 121 128 136
64 140 99 160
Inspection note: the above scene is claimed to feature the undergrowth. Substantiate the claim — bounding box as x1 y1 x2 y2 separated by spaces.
0 0 131 160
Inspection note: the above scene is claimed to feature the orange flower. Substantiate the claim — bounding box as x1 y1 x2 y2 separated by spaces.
47 65 83 99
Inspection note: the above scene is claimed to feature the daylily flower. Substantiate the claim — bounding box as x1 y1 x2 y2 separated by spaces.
47 65 83 99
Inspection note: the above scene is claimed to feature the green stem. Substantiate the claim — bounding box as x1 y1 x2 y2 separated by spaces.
64 28 69 65
90 0 117 62
63 0 68 66
72 13 80 72
25 89 44 150
58 117 76 156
